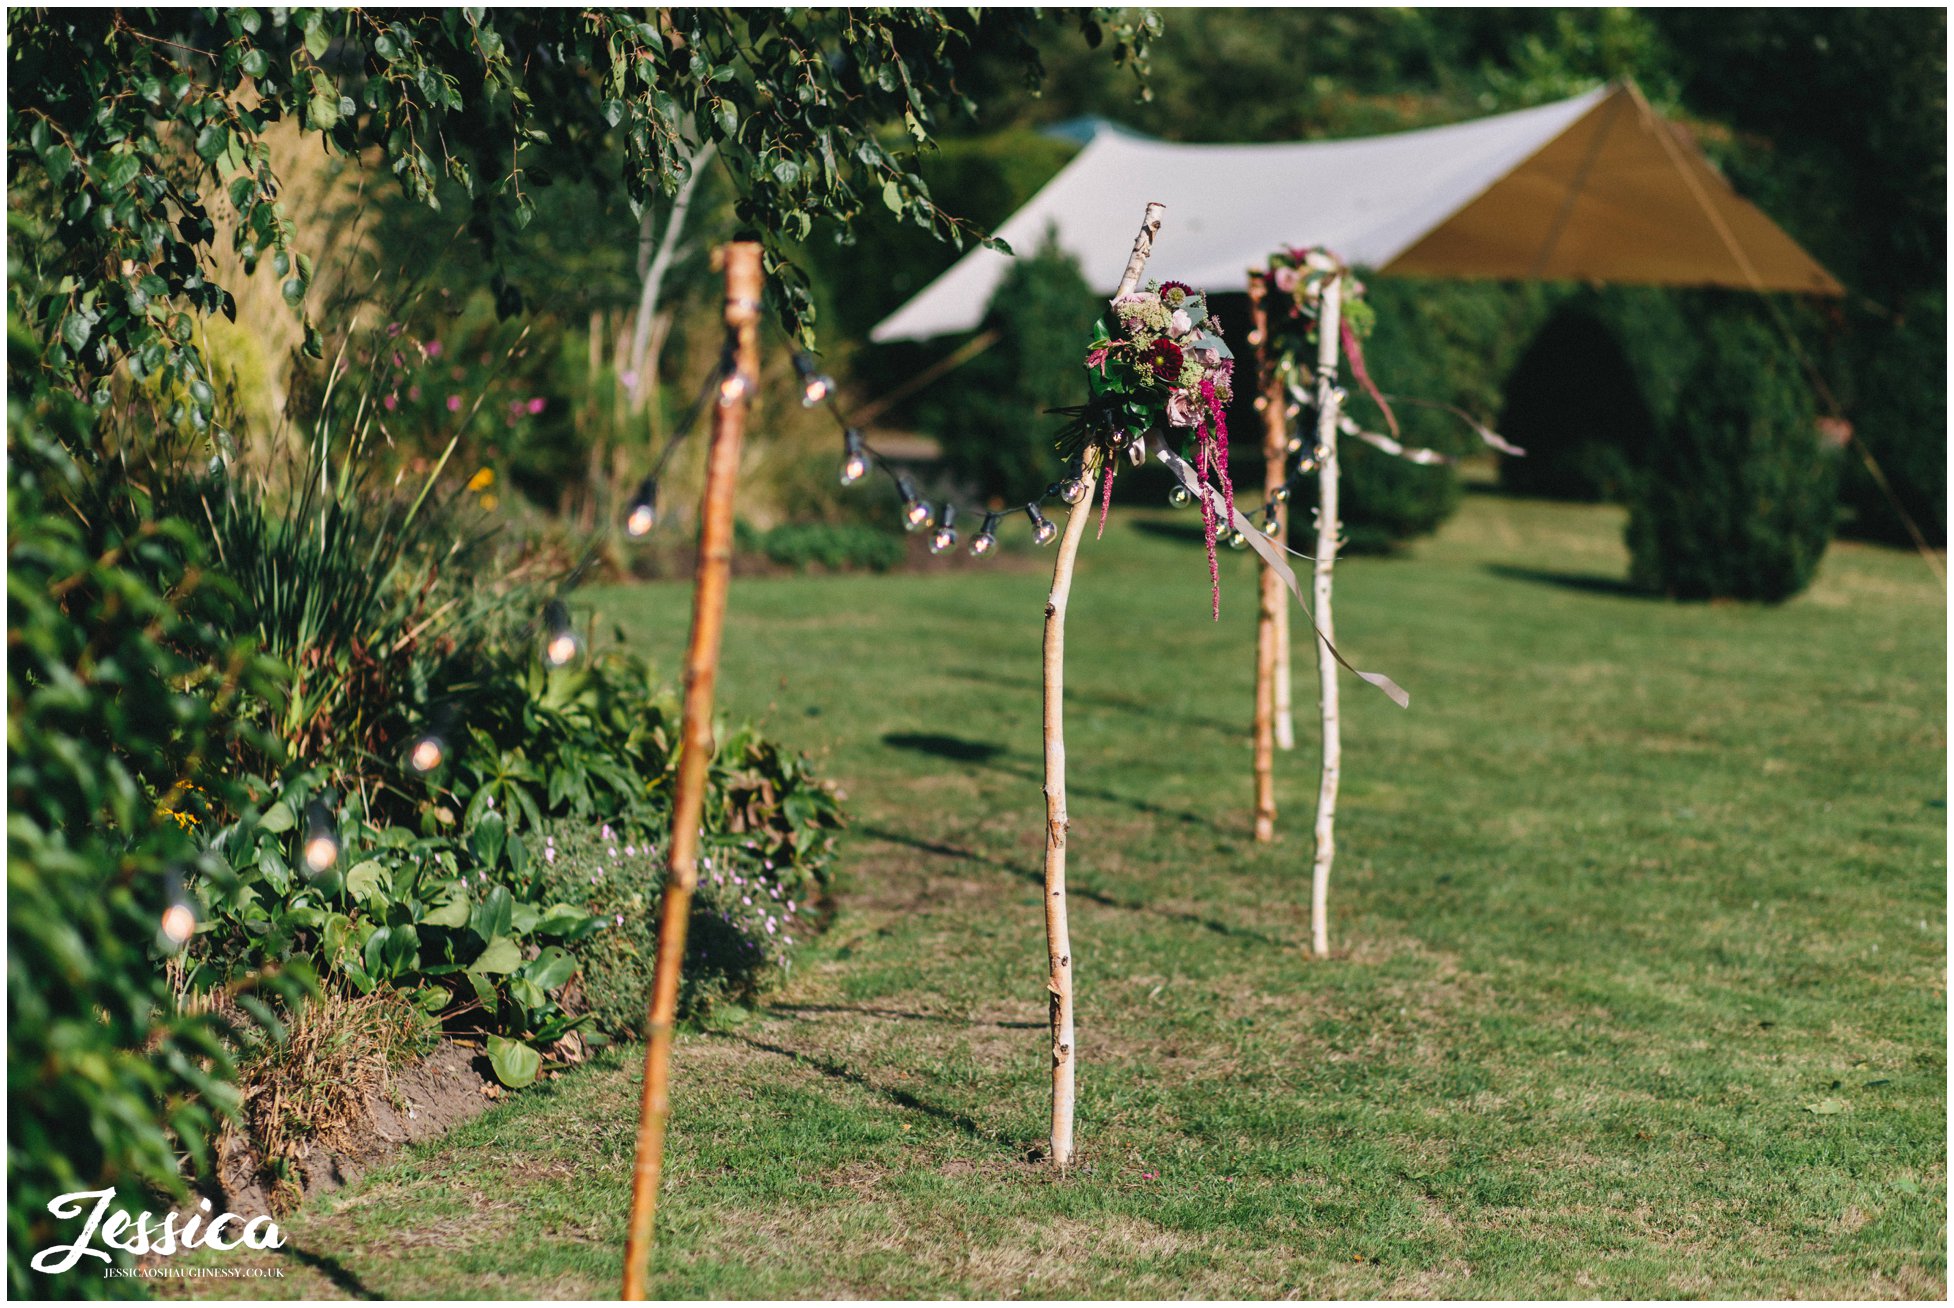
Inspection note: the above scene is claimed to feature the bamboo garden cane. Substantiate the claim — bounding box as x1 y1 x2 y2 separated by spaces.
1247 273 1286 844
621 241 763 1299
1042 201 1163 1170
1307 272 1346 958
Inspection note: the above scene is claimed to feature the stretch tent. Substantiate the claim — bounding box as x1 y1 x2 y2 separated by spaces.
871 82 1841 343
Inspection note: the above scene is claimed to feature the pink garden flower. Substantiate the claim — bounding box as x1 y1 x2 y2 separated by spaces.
446 395 462 412
1165 390 1200 428
1273 265 1301 294
526 397 546 415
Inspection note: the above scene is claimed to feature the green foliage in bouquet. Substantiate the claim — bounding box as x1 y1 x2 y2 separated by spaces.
1627 310 1838 601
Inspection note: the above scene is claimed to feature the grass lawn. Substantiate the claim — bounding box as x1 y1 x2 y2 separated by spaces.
182 483 1946 1299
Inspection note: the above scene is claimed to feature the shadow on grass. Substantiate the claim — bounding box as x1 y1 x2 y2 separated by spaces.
1483 562 1650 599
943 664 1243 740
763 1002 1041 1030
705 1030 1003 1148
871 727 1227 832
280 1243 381 1299
881 732 1004 763
854 823 1283 948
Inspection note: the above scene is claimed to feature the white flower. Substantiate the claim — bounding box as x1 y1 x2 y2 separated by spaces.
1169 309 1192 336
1165 390 1200 428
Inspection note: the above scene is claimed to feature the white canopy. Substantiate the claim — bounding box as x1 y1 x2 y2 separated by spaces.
871 83 1841 342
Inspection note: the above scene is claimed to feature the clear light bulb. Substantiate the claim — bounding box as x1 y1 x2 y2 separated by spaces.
302 800 341 874
718 370 751 407
1262 511 1282 537
792 355 834 408
1228 530 1249 551
928 504 957 555
896 476 932 532
159 868 197 951
624 475 658 538
1057 476 1089 506
1026 503 1057 546
1168 485 1193 509
1298 456 1319 474
1273 485 1290 504
969 512 1000 557
160 902 197 949
1253 395 1269 412
1312 442 1333 464
839 429 869 486
1286 435 1304 454
409 735 445 774
542 599 579 667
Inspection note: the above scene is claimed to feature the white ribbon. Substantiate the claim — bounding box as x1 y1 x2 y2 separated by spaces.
1154 445 1409 710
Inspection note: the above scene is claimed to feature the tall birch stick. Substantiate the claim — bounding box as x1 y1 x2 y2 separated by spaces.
1274 601 1295 750
1247 274 1285 843
1043 201 1163 1170
621 242 761 1299
1308 274 1345 958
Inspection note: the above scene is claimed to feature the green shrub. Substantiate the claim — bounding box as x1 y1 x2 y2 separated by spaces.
740 521 908 573
1838 292 1946 547
7 386 311 1297
1333 277 1556 550
1626 310 1838 601
922 228 1097 501
198 770 599 1085
537 821 826 1035
1496 297 1657 502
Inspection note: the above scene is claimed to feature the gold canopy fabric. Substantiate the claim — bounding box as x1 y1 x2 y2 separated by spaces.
1384 83 1843 294
872 82 1841 343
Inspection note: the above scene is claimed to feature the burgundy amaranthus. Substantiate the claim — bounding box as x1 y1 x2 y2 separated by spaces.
1196 420 1220 619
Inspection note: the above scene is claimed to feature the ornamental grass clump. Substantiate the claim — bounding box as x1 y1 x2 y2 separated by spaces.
537 822 823 1036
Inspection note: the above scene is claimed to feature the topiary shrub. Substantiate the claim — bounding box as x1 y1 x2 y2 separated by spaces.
1496 297 1658 502
1334 277 1556 550
1626 310 1838 601
1838 292 1946 547
922 227 1096 502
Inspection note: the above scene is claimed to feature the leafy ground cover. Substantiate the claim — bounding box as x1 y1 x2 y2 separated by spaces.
173 480 1945 1299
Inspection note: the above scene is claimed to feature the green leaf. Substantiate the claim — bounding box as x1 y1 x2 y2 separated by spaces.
343 860 386 904
521 946 577 992
881 179 903 214
195 122 230 164
468 935 522 975
421 882 471 928
486 1035 541 1089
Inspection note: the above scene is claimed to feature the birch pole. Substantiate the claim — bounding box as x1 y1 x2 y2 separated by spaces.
621 241 761 1299
1043 201 1162 1171
1273 597 1295 750
1247 274 1286 843
1308 273 1345 958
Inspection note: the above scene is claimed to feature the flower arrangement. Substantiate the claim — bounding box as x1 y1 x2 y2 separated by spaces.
1060 279 1238 616
1261 246 1395 437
